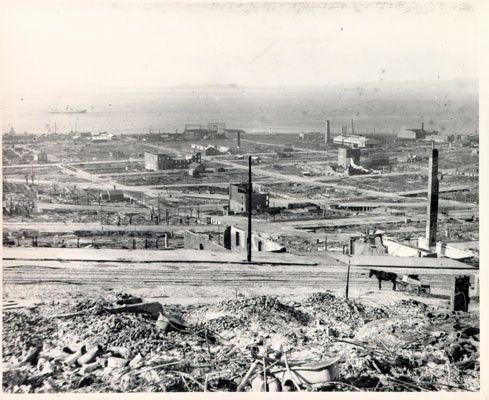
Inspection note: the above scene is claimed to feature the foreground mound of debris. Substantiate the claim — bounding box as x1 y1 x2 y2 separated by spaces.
2 292 479 393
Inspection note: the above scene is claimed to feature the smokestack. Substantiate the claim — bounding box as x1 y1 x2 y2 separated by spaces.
237 132 241 148
325 120 331 144
421 122 425 131
351 119 355 135
426 148 439 248
247 156 252 262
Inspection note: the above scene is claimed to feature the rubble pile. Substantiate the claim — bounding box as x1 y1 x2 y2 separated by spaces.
390 299 429 315
339 311 479 391
2 292 479 393
306 292 388 322
211 295 311 325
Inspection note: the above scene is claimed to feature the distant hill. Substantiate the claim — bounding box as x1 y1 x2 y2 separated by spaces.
164 79 478 97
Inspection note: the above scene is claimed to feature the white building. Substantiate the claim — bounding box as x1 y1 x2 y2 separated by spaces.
333 135 379 148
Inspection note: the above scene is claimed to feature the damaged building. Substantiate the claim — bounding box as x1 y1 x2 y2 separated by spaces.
228 183 270 213
184 226 285 253
144 152 201 171
338 147 361 167
191 143 230 156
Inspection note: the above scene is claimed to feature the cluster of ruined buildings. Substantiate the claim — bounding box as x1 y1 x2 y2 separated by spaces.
184 225 284 253
184 182 283 253
344 147 475 263
184 146 476 268
303 120 478 176
142 123 244 174
139 123 245 142
3 123 244 143
143 144 234 176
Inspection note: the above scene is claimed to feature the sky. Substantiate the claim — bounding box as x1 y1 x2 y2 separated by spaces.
0 0 481 95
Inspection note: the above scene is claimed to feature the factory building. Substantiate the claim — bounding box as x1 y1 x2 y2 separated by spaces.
360 149 391 168
183 123 226 140
144 151 201 171
398 129 426 140
398 123 437 140
333 135 379 148
338 147 360 167
229 183 269 213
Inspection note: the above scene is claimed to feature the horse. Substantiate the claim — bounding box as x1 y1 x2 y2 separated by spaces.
369 269 398 290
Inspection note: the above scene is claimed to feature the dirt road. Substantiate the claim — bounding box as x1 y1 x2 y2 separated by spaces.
3 248 478 310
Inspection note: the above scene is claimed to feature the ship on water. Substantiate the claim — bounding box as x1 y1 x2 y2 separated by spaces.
48 105 87 114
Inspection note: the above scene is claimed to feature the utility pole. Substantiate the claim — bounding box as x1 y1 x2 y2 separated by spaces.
247 156 252 262
345 259 351 300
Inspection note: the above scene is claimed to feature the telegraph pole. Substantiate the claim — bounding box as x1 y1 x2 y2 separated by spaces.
345 259 351 300
247 156 252 262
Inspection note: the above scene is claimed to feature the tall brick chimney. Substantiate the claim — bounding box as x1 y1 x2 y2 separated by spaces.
426 148 439 247
325 120 331 144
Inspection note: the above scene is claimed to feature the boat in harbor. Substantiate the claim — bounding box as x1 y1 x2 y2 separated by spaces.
48 106 87 114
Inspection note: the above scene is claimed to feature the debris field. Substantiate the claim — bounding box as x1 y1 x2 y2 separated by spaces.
2 292 479 393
